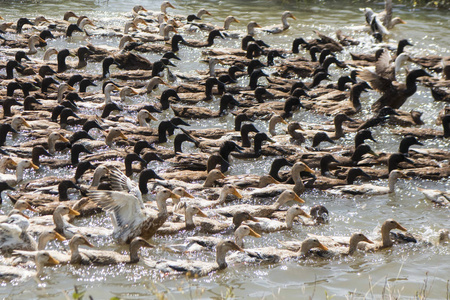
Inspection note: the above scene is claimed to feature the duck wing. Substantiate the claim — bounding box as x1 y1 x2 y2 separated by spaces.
88 190 146 230
358 69 392 93
376 51 395 81
109 166 143 208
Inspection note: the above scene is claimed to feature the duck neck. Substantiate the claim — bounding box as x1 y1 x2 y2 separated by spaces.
299 241 311 256
129 242 141 263
145 79 159 94
292 167 305 195
35 260 45 277
281 15 290 30
285 210 297 229
185 210 195 228
15 163 26 182
388 173 398 193
253 137 263 155
37 235 52 251
48 138 57 155
118 37 129 50
90 170 104 188
218 188 229 204
268 118 278 136
234 233 245 248
216 246 228 270
44 50 55 61
350 87 363 110
381 225 394 247
347 237 359 255
53 211 68 233
334 120 344 139
28 38 38 54
105 132 116 147
104 89 112 104
223 18 233 30
156 197 168 215
404 74 419 97
57 88 66 103
138 113 150 127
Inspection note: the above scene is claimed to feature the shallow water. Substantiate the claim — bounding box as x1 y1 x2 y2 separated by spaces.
0 0 449 299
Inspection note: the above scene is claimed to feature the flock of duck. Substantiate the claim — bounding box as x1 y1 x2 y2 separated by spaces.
0 0 449 283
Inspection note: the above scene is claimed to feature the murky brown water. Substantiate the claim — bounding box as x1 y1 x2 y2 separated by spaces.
0 0 449 299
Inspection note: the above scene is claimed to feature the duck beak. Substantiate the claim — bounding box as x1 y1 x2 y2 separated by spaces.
141 7 148 12
22 119 32 128
0 16 3 20
30 162 39 170
303 212 312 218
304 165 315 174
293 193 305 204
267 137 276 143
170 192 181 200
248 227 261 238
26 203 37 212
67 85 76 91
148 113 158 121
119 132 128 141
59 135 70 143
317 242 328 251
234 18 240 23
280 118 288 125
168 3 176 9
398 19 407 24
130 88 139 95
368 150 379 157
68 207 80 216
217 171 226 179
363 236 374 244
183 190 195 198
38 37 46 43
233 243 245 252
231 187 243 199
290 15 297 20
396 223 407 231
9 159 18 167
400 172 412 180
54 231 66 242
196 209 208 218
47 255 60 265
172 27 178 33
255 23 262 28
84 239 95 248
269 176 280 184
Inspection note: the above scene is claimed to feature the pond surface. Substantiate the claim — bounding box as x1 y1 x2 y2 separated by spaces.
0 0 449 299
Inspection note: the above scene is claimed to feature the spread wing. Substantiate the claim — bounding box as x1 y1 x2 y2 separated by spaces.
357 69 392 93
88 190 145 230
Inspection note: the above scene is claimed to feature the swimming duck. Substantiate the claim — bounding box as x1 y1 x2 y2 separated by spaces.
357 219 408 251
244 205 311 233
156 205 207 234
417 187 449 206
261 11 296 34
0 159 39 186
327 170 410 196
213 190 304 218
0 214 36 254
75 237 154 265
143 240 243 277
359 68 432 111
184 30 224 48
0 251 59 280
88 168 180 244
228 237 328 264
172 94 240 119
282 232 373 256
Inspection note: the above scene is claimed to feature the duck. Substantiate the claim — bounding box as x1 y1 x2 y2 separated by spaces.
391 115 450 139
357 219 408 251
281 232 373 257
143 240 243 277
172 93 240 119
213 190 305 218
313 167 371 190
228 237 328 263
194 16 240 32
261 11 296 34
0 214 36 254
74 237 154 265
0 251 59 280
244 205 311 233
156 205 207 234
50 205 111 239
184 30 224 48
88 167 180 244
417 187 449 206
0 159 39 186
359 68 432 111
327 170 410 196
